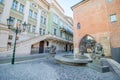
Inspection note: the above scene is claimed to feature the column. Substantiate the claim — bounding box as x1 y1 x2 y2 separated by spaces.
17 2 20 11
45 12 49 34
0 0 13 25
23 0 30 23
35 9 41 34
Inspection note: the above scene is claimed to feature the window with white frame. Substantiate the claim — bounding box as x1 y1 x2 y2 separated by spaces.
110 14 117 22
40 16 46 25
12 0 18 10
40 16 43 23
39 28 42 35
60 31 62 37
28 24 31 32
32 26 35 33
44 18 46 25
108 0 113 2
60 20 63 27
19 4 24 13
43 29 45 35
33 12 37 19
29 9 33 17
54 28 57 35
77 23 80 29
53 15 58 24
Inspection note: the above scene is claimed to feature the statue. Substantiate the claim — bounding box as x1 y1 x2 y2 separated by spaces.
49 45 56 54
91 43 104 60
80 45 86 55
89 43 109 73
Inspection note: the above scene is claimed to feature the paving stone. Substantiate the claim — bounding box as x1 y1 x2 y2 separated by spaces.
0 58 119 80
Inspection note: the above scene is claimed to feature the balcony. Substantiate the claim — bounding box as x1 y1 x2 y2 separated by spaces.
65 28 73 35
59 26 66 32
45 34 73 44
60 26 73 35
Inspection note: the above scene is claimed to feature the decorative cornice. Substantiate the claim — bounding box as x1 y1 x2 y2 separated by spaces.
71 0 89 10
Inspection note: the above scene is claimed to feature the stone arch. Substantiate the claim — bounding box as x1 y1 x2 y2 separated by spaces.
79 34 96 53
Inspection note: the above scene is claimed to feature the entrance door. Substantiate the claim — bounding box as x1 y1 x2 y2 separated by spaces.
65 44 68 52
39 41 44 53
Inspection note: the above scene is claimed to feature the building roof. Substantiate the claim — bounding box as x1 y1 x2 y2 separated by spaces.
71 0 89 10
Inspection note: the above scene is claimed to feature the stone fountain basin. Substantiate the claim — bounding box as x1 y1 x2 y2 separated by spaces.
55 54 92 66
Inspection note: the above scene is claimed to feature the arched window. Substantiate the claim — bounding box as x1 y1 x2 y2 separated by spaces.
77 22 80 29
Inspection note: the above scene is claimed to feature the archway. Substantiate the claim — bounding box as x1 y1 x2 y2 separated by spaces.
79 35 96 53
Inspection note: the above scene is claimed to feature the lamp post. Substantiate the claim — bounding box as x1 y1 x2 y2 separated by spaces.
22 22 27 32
7 17 19 64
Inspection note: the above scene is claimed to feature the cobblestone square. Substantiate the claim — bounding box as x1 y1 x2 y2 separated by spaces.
0 58 119 80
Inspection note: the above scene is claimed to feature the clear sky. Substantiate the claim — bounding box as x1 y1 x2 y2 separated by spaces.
56 0 82 17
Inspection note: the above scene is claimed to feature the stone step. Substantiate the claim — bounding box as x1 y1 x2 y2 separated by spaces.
88 63 110 73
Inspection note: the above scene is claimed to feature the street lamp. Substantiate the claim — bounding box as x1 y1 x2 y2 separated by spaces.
7 16 13 29
22 22 27 32
7 16 19 64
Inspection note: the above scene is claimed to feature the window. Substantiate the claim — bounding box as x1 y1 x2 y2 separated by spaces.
43 29 45 35
77 23 80 29
53 15 58 24
60 21 63 27
40 16 43 23
8 35 13 40
32 26 35 33
44 18 46 25
110 14 117 22
12 0 18 10
28 24 31 32
108 0 113 2
40 16 46 25
29 9 33 17
54 28 56 35
46 41 49 46
60 31 62 37
39 28 42 35
0 0 4 3
33 12 37 19
19 4 24 13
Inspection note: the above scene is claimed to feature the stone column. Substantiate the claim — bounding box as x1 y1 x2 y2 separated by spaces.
0 0 13 25
17 2 20 11
45 12 49 34
23 0 30 23
0 25 9 52
35 9 41 34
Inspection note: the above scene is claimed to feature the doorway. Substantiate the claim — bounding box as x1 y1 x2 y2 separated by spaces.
65 44 68 52
39 41 44 53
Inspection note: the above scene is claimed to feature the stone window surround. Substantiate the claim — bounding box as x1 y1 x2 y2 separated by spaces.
110 14 118 23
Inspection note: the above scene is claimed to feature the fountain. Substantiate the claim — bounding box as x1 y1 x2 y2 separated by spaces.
55 53 92 66
55 35 94 66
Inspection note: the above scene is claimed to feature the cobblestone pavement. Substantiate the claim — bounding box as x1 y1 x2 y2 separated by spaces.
0 58 120 80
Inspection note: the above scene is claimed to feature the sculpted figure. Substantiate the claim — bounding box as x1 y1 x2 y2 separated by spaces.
92 43 104 60
50 45 56 54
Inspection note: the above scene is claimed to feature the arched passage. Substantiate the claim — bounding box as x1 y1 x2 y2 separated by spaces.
79 34 96 53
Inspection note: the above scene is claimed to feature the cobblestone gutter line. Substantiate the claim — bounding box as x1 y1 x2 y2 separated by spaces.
106 59 120 78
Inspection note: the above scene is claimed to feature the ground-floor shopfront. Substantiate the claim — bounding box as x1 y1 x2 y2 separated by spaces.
31 38 73 54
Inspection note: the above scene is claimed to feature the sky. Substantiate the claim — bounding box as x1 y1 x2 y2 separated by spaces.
56 0 82 17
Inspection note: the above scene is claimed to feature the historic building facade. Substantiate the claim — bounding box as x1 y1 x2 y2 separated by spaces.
72 0 120 57
0 0 73 55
